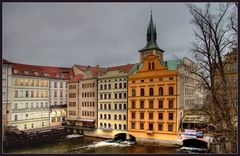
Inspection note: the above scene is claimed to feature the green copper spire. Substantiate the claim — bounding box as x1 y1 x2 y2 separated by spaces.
140 10 164 52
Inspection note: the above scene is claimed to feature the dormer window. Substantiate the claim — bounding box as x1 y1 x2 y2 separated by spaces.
14 70 18 74
34 72 39 76
24 71 29 75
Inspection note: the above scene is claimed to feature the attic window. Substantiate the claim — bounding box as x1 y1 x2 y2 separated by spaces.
56 74 60 78
70 75 73 79
24 71 29 75
34 72 39 76
14 70 18 74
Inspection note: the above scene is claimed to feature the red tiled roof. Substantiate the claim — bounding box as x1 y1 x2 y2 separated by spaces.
104 64 135 74
75 64 106 78
3 59 74 80
68 74 84 82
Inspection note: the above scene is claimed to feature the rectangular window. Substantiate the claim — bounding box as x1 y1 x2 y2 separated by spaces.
168 100 173 108
54 92 57 97
149 113 153 120
140 112 144 119
149 101 154 108
159 100 163 108
14 115 18 121
31 91 34 97
119 83 122 88
132 112 136 119
108 84 111 89
158 124 163 131
141 80 144 82
31 80 34 86
169 77 173 80
54 82 57 88
149 123 153 131
26 91 29 97
132 101 136 108
42 122 44 127
169 113 173 120
168 124 173 131
158 113 163 120
140 101 144 109
60 82 63 88
140 123 144 130
131 123 135 129
15 90 18 97
14 103 18 109
115 94 117 99
115 83 117 89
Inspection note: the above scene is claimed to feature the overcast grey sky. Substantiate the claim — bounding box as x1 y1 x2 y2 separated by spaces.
3 3 202 67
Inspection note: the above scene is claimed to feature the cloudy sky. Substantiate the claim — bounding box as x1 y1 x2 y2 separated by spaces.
3 3 203 67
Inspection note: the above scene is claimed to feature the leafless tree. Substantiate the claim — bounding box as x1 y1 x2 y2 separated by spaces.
185 3 237 153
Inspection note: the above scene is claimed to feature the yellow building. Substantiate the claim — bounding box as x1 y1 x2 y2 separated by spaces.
127 13 182 146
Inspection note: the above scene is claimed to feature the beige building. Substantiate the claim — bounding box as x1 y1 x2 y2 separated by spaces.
96 64 137 138
66 65 104 135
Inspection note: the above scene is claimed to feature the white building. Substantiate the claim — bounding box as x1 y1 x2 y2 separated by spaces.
2 60 13 136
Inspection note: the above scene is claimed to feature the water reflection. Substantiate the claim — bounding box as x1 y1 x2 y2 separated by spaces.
5 136 177 154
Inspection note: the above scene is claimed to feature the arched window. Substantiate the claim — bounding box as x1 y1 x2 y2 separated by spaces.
100 104 103 109
124 104 127 110
119 114 122 120
169 87 174 95
132 89 136 97
140 88 145 96
149 88 154 96
104 123 107 128
159 87 163 96
114 114 117 120
119 104 122 110
108 104 111 110
108 114 111 119
104 114 107 119
123 115 126 120
148 62 151 70
100 122 103 128
123 124 126 130
114 124 117 129
104 104 107 110
108 123 111 128
119 124 122 130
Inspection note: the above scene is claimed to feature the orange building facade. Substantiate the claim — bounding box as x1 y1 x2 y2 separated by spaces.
127 13 182 146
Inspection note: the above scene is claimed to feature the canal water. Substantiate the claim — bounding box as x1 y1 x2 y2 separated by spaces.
4 134 178 154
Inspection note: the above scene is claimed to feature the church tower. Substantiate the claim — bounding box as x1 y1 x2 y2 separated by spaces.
139 11 164 63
